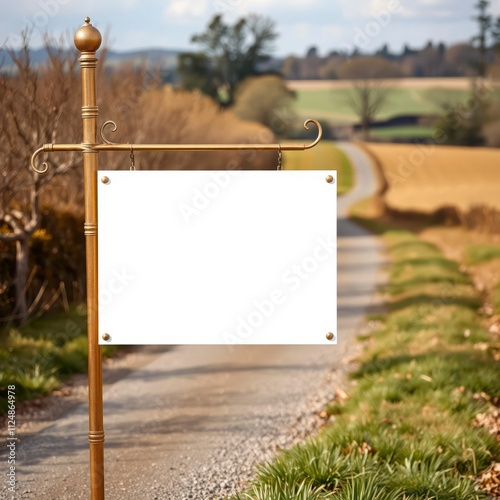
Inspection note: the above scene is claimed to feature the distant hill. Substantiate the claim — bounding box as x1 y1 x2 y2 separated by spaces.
103 48 180 67
0 47 182 70
0 46 286 84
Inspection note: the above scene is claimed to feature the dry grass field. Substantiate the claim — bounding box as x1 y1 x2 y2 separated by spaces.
287 77 500 91
364 143 500 215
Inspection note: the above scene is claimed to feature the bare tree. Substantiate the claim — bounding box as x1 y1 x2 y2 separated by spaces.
472 0 492 77
337 57 392 140
0 34 80 325
348 80 388 141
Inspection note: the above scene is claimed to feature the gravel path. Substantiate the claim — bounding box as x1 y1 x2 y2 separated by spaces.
2 143 384 499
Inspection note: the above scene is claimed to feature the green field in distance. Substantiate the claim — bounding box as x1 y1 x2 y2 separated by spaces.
292 86 471 124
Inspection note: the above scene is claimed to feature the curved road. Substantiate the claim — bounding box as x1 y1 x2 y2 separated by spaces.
6 143 384 500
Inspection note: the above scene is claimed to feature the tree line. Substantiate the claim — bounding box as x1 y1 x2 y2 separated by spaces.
281 0 500 81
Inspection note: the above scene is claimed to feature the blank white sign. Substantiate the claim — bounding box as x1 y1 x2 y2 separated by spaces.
98 170 337 345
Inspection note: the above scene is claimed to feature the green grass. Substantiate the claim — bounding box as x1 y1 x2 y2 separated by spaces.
464 243 500 265
370 126 435 139
0 306 117 410
493 282 500 312
292 87 471 124
283 141 354 195
231 229 499 499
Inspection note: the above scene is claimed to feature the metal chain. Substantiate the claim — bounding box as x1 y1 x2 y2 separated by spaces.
129 145 135 171
277 147 282 170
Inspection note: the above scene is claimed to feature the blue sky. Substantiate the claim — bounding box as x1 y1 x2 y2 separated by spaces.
2 0 500 56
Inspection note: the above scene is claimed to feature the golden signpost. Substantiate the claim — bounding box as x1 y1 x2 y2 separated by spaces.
30 17 323 500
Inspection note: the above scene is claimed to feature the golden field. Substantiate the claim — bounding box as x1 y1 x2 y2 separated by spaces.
364 143 500 214
287 77 500 91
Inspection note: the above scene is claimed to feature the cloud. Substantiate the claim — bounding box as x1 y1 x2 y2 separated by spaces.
164 0 210 21
336 0 401 22
122 0 138 8
399 0 458 19
208 0 325 20
338 0 464 21
247 0 323 7
288 22 344 42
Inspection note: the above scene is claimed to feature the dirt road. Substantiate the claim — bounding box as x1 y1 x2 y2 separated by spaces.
6 143 384 499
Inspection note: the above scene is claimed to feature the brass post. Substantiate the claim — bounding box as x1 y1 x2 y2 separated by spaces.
74 18 104 500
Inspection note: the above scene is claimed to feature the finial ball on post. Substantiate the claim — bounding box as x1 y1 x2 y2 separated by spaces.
74 17 102 53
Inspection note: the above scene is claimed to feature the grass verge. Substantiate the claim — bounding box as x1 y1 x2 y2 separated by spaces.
283 141 354 196
465 243 500 265
0 306 117 412
231 208 500 499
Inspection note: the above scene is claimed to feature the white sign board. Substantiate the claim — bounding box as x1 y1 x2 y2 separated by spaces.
98 170 337 345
